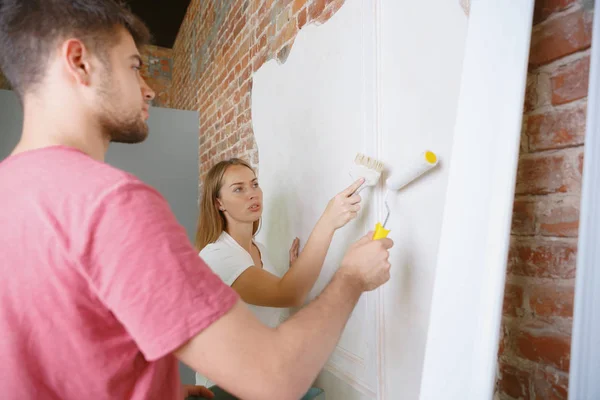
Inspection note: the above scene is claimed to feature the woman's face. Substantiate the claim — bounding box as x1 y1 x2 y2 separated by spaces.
217 165 263 224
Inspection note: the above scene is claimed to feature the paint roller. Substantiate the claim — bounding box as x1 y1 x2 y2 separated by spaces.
372 150 439 240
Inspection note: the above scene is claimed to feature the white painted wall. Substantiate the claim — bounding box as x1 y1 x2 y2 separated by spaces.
252 1 467 398
252 0 531 399
378 1 467 398
419 2 534 399
253 0 380 395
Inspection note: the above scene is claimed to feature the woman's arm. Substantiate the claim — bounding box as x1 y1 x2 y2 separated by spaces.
231 178 364 307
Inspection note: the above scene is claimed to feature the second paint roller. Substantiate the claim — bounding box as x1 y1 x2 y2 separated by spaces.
372 150 440 240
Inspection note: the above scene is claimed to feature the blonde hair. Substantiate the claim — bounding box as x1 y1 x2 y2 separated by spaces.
195 158 260 251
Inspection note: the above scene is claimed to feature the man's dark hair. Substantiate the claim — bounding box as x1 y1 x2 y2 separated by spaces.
0 0 151 98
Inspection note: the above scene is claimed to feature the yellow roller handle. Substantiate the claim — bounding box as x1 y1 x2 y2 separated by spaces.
372 222 390 240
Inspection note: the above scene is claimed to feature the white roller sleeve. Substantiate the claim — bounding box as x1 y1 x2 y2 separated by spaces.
386 150 438 190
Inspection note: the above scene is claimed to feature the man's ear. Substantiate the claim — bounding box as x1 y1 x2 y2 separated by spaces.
61 38 94 86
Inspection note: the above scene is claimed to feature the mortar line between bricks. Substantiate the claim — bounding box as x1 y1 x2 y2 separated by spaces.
497 355 571 377
510 236 579 244
532 48 591 73
511 234 580 241
524 97 587 116
513 193 581 200
511 233 538 239
525 143 586 154
505 275 577 286
534 2 584 26
501 316 574 334
519 145 584 157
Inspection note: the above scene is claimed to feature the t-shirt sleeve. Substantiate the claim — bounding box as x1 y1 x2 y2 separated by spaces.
200 242 255 286
80 178 239 361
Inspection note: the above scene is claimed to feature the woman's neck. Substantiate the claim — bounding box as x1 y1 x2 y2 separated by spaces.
226 221 255 252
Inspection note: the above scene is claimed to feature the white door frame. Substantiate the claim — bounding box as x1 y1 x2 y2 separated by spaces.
569 5 600 399
418 1 535 399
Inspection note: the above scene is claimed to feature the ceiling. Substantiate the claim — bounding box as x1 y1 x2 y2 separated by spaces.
127 0 192 48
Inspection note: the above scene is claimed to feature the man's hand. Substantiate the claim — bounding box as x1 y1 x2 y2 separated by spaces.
182 384 214 399
339 231 394 291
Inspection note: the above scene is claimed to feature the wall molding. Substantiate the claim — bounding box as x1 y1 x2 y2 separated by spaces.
374 0 386 398
321 0 385 397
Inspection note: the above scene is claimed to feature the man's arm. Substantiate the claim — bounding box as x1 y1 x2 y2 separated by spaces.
175 234 392 400
82 180 390 400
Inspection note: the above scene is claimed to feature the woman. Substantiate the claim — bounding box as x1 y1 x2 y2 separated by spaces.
194 158 363 398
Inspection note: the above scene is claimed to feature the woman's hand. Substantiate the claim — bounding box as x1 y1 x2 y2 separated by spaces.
289 237 300 267
320 178 364 231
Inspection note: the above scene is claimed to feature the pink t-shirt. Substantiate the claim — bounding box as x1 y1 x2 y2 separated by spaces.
0 146 238 400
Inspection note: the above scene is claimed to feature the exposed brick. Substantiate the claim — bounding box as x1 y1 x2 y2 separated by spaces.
551 55 590 105
508 237 577 279
515 150 582 195
514 328 571 371
503 283 524 317
277 5 291 31
277 44 292 62
297 7 308 29
498 325 507 357
171 0 347 181
497 363 531 399
512 198 536 235
309 0 326 20
293 0 307 13
529 9 593 66
511 193 580 238
276 19 298 50
529 282 575 317
537 194 580 237
139 45 174 108
532 368 569 399
498 1 592 398
525 71 552 112
526 102 587 151
533 0 578 24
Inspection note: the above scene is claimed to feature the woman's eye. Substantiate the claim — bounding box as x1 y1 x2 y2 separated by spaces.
253 182 259 188
233 187 242 193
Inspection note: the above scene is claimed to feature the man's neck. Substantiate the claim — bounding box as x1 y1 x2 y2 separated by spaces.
15 101 109 162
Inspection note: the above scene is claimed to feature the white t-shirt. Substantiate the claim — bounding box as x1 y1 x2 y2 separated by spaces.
195 231 289 387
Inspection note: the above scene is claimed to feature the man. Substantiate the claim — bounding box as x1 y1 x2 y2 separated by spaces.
0 1 394 399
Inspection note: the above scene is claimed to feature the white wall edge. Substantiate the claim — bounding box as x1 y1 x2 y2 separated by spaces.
569 4 600 399
418 1 535 399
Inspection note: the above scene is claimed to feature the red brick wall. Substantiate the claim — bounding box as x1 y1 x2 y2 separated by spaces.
0 45 173 108
496 1 593 399
140 45 173 109
171 0 346 179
